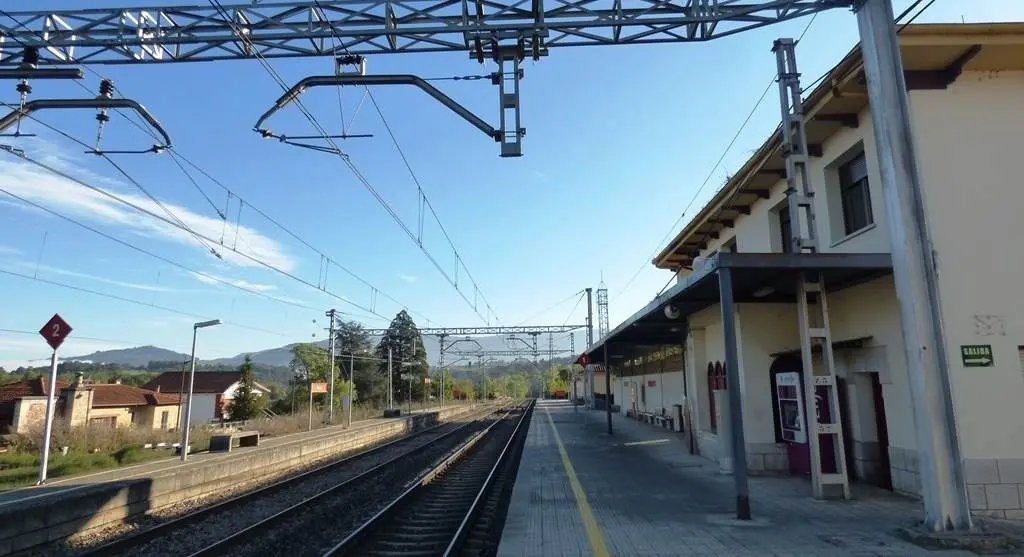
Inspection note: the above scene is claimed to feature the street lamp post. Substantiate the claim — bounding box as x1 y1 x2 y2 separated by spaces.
180 319 221 463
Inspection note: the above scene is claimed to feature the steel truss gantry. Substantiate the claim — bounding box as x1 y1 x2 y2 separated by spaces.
446 349 572 358
0 2 850 156
364 325 585 336
0 2 851 64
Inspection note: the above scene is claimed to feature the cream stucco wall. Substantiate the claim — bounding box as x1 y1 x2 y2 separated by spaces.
693 105 891 259
88 407 133 428
664 68 1024 505
912 70 1024 461
12 396 51 434
135 405 179 430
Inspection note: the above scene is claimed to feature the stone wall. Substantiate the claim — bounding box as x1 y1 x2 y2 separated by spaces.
888 445 922 498
746 442 788 475
965 458 1024 520
694 432 788 476
851 440 884 486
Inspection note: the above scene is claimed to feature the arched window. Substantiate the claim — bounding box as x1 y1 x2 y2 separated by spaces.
707 361 728 432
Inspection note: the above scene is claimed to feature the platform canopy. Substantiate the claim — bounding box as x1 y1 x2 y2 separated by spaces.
584 252 892 362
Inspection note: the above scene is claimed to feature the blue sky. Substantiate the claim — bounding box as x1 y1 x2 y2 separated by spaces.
1 0 1022 369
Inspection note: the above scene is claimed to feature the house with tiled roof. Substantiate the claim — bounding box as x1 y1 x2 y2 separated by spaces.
0 375 180 434
143 371 269 423
0 377 68 434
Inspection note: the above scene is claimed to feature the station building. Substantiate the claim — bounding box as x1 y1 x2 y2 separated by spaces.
582 22 1024 519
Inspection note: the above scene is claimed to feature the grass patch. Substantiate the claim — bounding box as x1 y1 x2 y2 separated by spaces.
0 446 173 490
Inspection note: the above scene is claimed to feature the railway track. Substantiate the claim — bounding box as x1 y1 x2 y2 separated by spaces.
77 403 509 557
325 400 534 557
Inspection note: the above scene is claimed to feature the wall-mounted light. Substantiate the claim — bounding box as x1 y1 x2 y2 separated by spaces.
664 305 681 319
753 286 775 298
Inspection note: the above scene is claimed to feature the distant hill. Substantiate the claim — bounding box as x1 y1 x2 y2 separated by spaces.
65 331 581 370
68 345 192 367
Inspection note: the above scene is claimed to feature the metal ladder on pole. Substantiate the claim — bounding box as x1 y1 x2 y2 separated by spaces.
774 38 851 500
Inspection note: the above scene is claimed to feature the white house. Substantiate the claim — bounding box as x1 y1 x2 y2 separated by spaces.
143 370 270 423
583 22 1024 521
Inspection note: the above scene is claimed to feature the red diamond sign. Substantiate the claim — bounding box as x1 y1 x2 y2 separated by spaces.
39 313 72 350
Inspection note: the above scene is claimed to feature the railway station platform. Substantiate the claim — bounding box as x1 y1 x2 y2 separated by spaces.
498 400 1004 557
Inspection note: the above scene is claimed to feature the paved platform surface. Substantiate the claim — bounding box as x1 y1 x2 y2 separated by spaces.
0 405 461 508
499 400 1020 557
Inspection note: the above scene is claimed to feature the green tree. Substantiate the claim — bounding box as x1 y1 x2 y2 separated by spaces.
374 310 429 406
507 374 529 398
227 355 265 420
336 320 376 405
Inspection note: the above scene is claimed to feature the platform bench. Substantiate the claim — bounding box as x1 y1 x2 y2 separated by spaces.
209 430 260 453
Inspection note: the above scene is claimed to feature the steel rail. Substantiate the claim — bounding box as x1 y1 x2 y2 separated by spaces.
322 399 533 556
78 404 500 557
442 400 533 555
184 403 517 557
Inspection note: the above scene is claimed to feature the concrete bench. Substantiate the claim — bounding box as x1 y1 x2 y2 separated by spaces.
654 415 673 429
209 430 260 453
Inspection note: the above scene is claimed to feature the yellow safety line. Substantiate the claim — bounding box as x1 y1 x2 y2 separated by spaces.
544 406 610 557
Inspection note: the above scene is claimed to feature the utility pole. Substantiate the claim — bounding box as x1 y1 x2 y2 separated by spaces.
326 309 337 423
855 0 971 530
387 346 394 410
347 352 354 427
586 287 594 409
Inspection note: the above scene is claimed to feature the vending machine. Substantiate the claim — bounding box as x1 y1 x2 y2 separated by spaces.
774 370 838 476
775 372 807 443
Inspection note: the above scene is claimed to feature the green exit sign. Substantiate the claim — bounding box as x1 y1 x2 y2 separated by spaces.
960 345 994 367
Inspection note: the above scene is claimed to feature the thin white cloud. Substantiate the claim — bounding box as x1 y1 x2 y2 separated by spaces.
0 245 22 256
399 273 418 284
0 140 296 272
533 170 550 183
190 271 278 292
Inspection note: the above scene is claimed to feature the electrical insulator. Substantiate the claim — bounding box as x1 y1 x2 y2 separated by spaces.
98 79 115 98
20 47 39 70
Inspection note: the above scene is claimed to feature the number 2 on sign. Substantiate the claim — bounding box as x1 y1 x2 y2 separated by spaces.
52 323 61 337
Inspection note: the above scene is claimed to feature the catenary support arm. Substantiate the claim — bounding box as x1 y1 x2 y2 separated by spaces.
0 97 171 148
254 74 498 142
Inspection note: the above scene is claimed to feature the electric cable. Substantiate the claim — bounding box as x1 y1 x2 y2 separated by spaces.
563 291 587 326
0 146 402 322
611 10 824 303
678 0 938 267
0 8 437 326
0 327 154 348
0 186 327 314
0 267 290 338
0 106 434 326
512 289 584 327
207 0 497 325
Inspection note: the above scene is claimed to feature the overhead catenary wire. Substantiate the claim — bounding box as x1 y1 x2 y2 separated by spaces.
611 11 822 303
0 108 434 327
512 289 585 327
0 146 404 323
677 0 935 272
0 8 437 327
563 291 587 326
0 327 157 349
207 0 497 325
0 267 290 339
314 0 494 319
0 186 330 314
